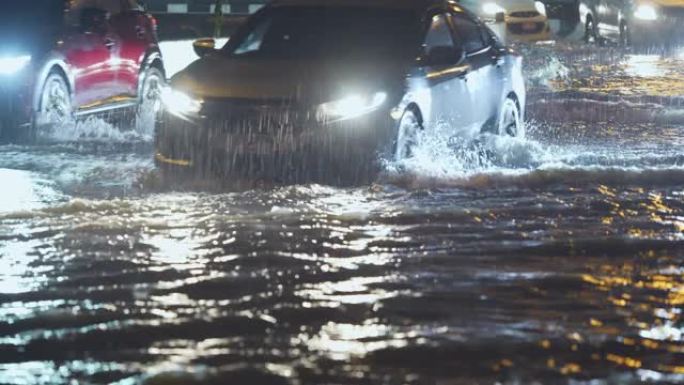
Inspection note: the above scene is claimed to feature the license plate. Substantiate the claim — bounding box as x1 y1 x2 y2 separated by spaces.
215 134 294 155
522 22 537 31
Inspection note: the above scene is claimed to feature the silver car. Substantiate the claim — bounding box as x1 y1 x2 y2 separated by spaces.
580 0 684 47
156 0 526 184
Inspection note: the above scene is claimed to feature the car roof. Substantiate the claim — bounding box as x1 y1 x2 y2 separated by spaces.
269 0 462 12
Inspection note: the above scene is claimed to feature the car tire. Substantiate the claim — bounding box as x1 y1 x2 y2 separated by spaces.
34 72 73 138
583 17 598 44
136 67 165 132
394 109 422 162
497 97 523 138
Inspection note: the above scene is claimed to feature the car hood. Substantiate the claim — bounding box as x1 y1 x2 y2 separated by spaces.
170 54 409 105
461 0 538 14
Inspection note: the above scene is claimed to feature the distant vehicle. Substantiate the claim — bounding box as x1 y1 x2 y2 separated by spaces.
156 0 526 184
0 0 165 140
460 0 552 42
538 0 580 21
580 0 684 46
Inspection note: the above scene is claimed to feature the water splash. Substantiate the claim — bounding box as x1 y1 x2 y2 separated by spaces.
383 121 548 185
35 112 154 144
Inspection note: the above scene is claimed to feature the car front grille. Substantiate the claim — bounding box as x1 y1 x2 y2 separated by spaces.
507 21 546 34
199 98 315 136
509 11 541 18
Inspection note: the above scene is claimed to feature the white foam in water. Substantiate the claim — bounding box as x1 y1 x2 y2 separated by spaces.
37 113 155 143
384 122 548 182
382 116 684 189
134 101 159 140
0 169 64 213
527 55 570 88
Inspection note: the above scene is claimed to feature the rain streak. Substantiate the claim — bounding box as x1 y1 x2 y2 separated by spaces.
1 5 684 385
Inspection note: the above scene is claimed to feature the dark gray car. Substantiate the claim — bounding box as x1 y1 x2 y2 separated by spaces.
580 0 684 46
156 0 526 184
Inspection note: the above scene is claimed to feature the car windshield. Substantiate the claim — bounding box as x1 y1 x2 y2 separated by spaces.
225 7 422 59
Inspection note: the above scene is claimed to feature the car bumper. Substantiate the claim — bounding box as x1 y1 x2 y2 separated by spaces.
155 104 396 176
506 18 552 42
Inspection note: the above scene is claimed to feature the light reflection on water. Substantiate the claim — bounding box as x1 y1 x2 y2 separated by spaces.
1 44 684 385
0 181 683 384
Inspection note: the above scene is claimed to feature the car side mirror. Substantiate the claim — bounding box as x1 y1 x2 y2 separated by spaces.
495 12 506 23
80 7 109 35
193 38 216 58
422 46 465 67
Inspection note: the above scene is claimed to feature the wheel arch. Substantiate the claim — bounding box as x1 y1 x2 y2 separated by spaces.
579 1 594 28
137 50 166 101
140 49 166 79
506 91 521 113
404 103 424 128
32 61 73 114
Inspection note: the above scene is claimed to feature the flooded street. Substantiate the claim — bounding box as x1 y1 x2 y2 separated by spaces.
1 42 684 384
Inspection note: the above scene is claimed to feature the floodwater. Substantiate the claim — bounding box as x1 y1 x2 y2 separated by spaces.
1 41 684 385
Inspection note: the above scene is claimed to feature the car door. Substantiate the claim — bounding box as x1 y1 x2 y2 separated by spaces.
597 0 620 36
63 0 121 109
421 13 475 134
110 0 153 98
95 0 134 99
448 11 498 133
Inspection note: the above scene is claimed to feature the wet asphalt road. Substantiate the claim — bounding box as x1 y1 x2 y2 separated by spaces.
1 41 684 385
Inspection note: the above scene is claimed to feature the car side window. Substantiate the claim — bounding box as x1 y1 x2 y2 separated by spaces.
480 24 496 46
98 0 123 15
450 13 487 53
66 0 122 26
65 0 98 27
125 0 144 11
234 17 272 55
424 14 456 50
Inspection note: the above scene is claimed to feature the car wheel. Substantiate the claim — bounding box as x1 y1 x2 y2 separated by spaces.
583 17 597 44
394 109 421 162
498 97 523 138
35 72 73 134
136 67 164 131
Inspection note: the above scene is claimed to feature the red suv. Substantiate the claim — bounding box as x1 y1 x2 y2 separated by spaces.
0 0 165 139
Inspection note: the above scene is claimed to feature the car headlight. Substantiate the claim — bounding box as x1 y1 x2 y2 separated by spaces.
634 4 658 20
0 55 31 75
482 2 506 16
534 1 547 16
318 91 387 121
161 87 202 117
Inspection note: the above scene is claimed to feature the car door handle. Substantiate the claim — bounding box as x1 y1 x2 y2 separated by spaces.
426 64 470 85
135 26 146 39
